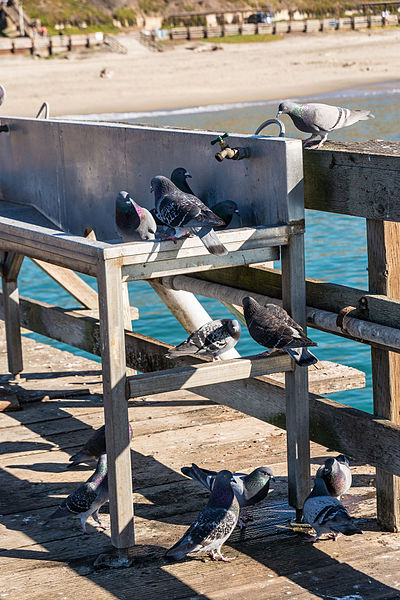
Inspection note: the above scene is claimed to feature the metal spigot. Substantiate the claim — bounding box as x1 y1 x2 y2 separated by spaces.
210 132 251 162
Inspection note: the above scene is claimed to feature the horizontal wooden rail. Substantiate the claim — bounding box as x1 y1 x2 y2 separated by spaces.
304 140 400 221
126 354 293 397
194 265 400 330
162 275 400 353
5 292 399 476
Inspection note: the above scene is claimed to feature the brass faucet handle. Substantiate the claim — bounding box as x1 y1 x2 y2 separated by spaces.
210 132 230 147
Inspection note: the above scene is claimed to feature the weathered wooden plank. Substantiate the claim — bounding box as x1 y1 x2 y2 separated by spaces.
304 140 400 221
367 219 400 532
127 355 293 398
2 252 24 377
31 258 99 310
281 234 310 515
97 260 134 550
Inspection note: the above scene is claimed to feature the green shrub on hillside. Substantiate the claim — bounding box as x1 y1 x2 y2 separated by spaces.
114 7 137 25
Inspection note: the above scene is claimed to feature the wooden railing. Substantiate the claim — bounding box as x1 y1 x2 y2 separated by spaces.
185 140 400 532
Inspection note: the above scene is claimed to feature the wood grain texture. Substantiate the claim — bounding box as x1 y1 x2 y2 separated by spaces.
97 260 134 549
281 234 310 513
2 252 24 377
367 219 400 531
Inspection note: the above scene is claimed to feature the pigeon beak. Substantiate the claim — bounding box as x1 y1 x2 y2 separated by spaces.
276 110 282 118
184 171 192 178
271 476 276 482
234 209 240 215
150 185 153 193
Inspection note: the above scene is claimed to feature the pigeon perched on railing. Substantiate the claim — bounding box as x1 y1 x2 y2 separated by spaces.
316 455 352 500
303 477 362 542
171 167 196 196
181 463 274 526
68 423 133 468
151 175 228 255
166 319 241 361
0 85 6 106
242 296 318 366
211 201 240 230
116 190 157 242
165 470 239 562
277 101 375 148
48 453 109 534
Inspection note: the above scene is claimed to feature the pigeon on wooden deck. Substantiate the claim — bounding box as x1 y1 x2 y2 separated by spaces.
276 101 375 148
316 455 352 500
49 453 109 533
211 201 240 230
151 175 228 255
181 463 274 525
68 423 133 468
242 296 318 367
166 319 241 361
0 85 6 106
116 190 157 242
165 470 239 562
303 477 362 542
171 167 196 196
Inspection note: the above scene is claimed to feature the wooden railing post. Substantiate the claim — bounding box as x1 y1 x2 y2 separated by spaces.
367 219 400 531
2 252 24 379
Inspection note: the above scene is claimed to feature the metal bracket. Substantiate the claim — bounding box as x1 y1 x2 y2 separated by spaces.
255 118 285 137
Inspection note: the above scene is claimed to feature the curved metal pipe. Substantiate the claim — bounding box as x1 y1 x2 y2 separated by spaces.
36 102 50 120
255 118 285 137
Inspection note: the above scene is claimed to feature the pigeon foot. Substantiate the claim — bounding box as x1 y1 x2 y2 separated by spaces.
328 532 341 541
209 550 235 562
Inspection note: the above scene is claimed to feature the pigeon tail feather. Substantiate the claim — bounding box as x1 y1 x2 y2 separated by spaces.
285 346 318 366
68 452 96 468
181 463 215 491
194 227 228 256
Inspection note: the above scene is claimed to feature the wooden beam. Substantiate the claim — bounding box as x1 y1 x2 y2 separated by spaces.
126 354 293 397
367 219 400 532
4 293 397 475
31 259 99 310
97 260 134 551
162 275 400 353
2 253 24 378
304 140 400 221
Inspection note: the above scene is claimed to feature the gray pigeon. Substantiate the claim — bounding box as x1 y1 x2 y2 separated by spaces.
242 296 318 367
151 175 228 255
316 455 352 500
0 84 6 106
166 319 241 361
171 167 196 196
211 201 240 230
68 423 133 468
181 463 274 526
277 101 375 148
303 477 362 542
116 190 157 242
48 453 109 533
165 470 239 562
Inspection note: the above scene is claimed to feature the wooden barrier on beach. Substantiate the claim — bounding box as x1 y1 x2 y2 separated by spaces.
0 33 104 56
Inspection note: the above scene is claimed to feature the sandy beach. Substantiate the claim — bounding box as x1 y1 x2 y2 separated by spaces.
0 28 399 117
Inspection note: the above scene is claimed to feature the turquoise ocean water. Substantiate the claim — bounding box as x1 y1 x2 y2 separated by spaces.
20 82 400 413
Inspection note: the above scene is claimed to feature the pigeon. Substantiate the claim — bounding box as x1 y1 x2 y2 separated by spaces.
242 296 318 366
181 463 274 525
151 175 228 255
165 470 239 562
0 84 6 106
48 453 109 533
211 201 240 230
116 190 157 242
303 477 362 542
68 423 133 468
166 319 241 361
277 101 375 148
316 455 352 500
171 167 196 196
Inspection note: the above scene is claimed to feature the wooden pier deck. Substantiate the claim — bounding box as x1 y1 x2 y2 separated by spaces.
0 336 399 600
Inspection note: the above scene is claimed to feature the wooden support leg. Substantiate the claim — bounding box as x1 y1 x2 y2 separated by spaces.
97 259 134 551
2 253 24 379
281 234 310 517
367 220 400 531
